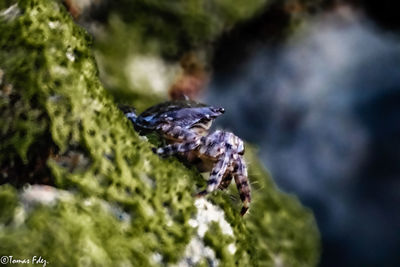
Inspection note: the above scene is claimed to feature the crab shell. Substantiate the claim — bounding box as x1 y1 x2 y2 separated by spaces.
134 100 225 134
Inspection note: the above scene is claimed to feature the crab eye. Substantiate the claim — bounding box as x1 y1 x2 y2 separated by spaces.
238 147 245 155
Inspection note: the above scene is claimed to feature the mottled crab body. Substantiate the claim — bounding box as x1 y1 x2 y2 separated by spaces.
128 101 224 135
124 100 251 215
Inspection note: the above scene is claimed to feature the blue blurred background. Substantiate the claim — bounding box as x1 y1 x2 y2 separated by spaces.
206 6 400 267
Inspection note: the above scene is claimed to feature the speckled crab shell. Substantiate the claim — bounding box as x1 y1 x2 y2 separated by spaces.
134 100 225 133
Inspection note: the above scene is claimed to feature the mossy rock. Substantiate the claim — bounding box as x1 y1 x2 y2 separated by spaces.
0 1 320 266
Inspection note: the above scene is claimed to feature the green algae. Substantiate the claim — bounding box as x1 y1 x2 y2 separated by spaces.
0 185 18 224
0 1 319 266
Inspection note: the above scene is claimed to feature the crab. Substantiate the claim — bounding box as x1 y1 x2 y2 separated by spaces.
123 100 251 215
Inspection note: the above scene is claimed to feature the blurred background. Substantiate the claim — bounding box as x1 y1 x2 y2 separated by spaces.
65 0 400 266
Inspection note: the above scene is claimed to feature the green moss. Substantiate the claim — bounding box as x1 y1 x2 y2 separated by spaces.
0 185 18 224
203 222 235 266
0 1 319 266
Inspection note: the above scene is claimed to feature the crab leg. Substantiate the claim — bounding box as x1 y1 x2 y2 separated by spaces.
154 138 202 155
197 152 231 197
218 174 233 190
218 162 235 190
233 156 251 216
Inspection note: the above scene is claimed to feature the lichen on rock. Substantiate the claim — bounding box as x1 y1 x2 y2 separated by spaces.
0 1 320 266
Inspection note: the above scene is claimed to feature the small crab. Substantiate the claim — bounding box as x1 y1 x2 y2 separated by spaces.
123 100 251 215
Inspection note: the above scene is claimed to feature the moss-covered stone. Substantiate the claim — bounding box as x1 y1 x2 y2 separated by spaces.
0 1 320 266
